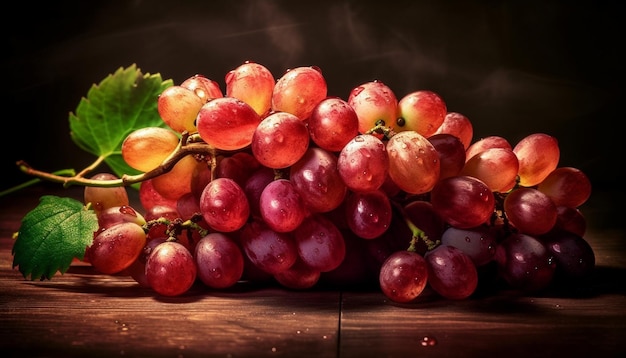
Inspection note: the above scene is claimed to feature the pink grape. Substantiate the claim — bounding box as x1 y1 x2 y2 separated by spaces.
225 61 275 117
215 151 260 188
425 244 478 300
465 135 512 162
239 220 298 275
308 96 360 152
271 66 327 120
386 130 440 194
553 206 587 237
251 111 310 169
347 80 399 134
145 241 197 296
157 85 205 133
289 147 347 213
504 187 557 236
274 258 321 290
439 225 497 267
97 205 146 230
196 96 262 151
243 166 276 219
87 221 147 275
434 112 473 149
378 250 429 303
344 190 392 239
430 175 495 229
84 173 130 214
199 177 250 232
537 166 592 208
259 179 307 233
460 147 519 193
396 90 447 137
337 134 389 192
180 74 223 103
428 133 466 179
293 214 346 272
194 232 244 289
513 132 560 187
494 232 556 292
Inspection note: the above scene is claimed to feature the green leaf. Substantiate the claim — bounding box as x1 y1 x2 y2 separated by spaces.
12 196 99 280
69 64 173 182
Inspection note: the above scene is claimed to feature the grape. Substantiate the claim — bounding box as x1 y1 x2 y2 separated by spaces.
540 229 595 282
274 258 321 290
403 200 446 246
87 222 147 275
151 154 201 201
460 147 519 193
239 220 298 275
504 187 557 236
157 85 205 133
308 97 360 152
259 179 307 233
176 192 201 221
97 205 146 230
289 147 347 213
386 130 440 194
243 166 276 219
428 133 466 179
225 61 275 117
434 112 473 149
553 206 587 237
126 236 168 288
139 178 178 212
378 250 429 303
194 232 244 289
121 126 180 172
84 173 130 214
145 241 197 296
196 96 262 151
430 175 495 229
337 134 389 192
465 135 512 162
271 66 327 120
251 111 310 169
347 80 399 134
200 177 250 233
513 132 560 187
344 190 392 239
180 74 223 103
494 232 556 292
396 90 447 137
425 244 478 300
439 225 497 267
215 151 260 188
190 160 212 200
293 214 346 272
536 166 592 208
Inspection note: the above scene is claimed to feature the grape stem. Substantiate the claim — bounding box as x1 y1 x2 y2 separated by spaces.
7 133 220 192
391 200 440 252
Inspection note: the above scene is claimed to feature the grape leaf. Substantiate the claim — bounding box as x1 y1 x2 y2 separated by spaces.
12 195 99 280
69 64 173 181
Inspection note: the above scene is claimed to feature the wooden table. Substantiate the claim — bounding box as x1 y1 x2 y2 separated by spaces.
2 185 625 357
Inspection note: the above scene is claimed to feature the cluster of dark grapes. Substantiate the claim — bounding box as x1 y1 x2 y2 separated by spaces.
82 61 595 301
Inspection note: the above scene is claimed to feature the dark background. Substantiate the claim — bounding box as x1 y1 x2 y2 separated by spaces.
2 0 623 230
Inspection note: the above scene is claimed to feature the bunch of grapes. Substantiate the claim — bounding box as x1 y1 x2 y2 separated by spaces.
81 61 595 301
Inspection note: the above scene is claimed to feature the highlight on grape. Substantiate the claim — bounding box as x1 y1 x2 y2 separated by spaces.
10 62 595 302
